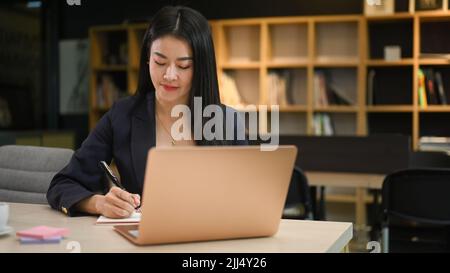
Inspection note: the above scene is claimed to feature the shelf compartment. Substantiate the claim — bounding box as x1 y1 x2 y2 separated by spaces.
366 66 413 105
220 69 260 106
315 21 359 63
420 112 450 137
268 23 308 64
365 0 412 18
267 68 308 106
418 66 450 106
368 113 412 137
312 113 357 136
223 25 261 63
91 30 129 67
420 20 450 58
314 68 358 107
241 112 308 137
278 113 308 135
368 18 413 59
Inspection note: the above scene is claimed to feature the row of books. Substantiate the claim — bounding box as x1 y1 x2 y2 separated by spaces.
220 72 245 107
222 70 357 107
419 136 450 154
96 74 124 108
314 71 354 107
220 70 304 106
313 113 334 136
418 68 448 108
267 70 297 106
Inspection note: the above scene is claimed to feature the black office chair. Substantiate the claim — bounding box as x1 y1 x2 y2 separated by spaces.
283 166 314 220
380 168 450 253
369 151 450 241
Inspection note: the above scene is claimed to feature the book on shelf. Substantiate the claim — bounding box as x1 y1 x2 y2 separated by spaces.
419 136 450 154
435 72 448 105
220 72 245 107
418 68 448 106
313 113 334 136
327 82 354 105
422 68 439 105
314 70 354 107
314 71 328 106
417 68 428 108
367 69 376 106
267 71 289 106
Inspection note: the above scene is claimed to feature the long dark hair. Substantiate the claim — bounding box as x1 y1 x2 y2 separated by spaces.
136 6 225 145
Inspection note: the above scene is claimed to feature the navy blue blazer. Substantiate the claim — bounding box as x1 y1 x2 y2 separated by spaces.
47 92 247 216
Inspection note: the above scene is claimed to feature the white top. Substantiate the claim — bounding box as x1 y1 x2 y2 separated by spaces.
0 203 352 253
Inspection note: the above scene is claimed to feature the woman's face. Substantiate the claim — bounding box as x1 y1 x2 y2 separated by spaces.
149 35 194 107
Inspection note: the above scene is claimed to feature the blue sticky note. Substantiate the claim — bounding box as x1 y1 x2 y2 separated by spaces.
19 236 62 244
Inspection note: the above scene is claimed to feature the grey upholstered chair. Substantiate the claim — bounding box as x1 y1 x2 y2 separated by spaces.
0 145 73 204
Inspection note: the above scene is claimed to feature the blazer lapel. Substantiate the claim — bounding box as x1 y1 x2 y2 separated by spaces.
131 92 156 191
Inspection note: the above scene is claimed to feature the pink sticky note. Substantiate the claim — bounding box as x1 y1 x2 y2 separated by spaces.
16 226 69 239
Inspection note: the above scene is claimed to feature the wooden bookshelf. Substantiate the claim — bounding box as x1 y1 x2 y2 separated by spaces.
213 16 365 138
89 23 147 129
89 11 450 148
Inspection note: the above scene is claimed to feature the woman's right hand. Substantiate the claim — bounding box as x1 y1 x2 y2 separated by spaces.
95 187 141 218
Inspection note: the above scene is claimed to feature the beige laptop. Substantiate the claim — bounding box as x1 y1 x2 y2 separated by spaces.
114 145 297 245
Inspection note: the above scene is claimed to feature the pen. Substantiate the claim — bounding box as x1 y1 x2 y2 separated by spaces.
99 161 141 211
99 161 125 190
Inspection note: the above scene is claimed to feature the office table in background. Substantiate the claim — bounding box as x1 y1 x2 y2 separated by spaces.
306 171 385 230
0 203 353 253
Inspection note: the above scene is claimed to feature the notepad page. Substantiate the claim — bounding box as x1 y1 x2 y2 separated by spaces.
96 211 141 225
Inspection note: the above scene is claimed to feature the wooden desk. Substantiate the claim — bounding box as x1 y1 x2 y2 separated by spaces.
305 171 385 230
0 203 353 253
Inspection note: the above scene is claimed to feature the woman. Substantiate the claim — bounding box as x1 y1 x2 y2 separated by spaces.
47 6 247 218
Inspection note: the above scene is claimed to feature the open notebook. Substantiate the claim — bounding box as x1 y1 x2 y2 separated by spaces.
96 211 141 225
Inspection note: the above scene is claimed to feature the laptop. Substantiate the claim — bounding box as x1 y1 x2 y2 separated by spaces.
114 145 297 245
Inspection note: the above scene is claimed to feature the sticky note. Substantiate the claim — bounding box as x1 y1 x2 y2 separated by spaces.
19 236 62 245
16 226 69 240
